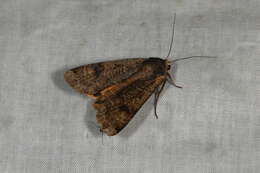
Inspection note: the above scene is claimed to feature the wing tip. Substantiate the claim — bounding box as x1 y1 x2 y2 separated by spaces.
64 70 79 89
64 70 74 83
102 127 119 136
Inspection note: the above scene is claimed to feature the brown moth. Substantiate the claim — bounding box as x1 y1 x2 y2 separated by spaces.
64 15 214 136
64 58 171 136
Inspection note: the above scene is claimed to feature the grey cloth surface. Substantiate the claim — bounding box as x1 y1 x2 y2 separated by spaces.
0 0 259 173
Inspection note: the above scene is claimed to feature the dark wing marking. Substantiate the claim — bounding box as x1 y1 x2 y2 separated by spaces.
93 76 166 136
64 58 146 98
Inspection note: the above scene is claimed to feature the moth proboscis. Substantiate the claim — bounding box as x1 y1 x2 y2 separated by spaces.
64 14 215 136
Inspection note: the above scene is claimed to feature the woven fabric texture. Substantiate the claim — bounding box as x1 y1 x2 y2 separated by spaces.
0 0 259 172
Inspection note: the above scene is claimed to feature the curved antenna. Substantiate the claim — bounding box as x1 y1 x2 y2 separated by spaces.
169 56 217 64
166 13 176 59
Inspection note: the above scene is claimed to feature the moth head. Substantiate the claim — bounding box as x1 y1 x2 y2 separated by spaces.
165 60 172 70
167 64 171 70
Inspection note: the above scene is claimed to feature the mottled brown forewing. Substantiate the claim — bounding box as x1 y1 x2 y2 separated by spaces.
94 75 166 136
64 58 145 98
64 58 168 136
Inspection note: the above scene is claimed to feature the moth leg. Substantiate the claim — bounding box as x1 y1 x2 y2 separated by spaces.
167 73 182 88
99 128 104 145
153 80 167 119
154 88 159 119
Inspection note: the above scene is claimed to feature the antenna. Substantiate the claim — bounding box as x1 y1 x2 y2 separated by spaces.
170 56 217 64
166 13 176 59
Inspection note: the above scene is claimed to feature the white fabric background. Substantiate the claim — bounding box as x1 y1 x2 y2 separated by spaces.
0 0 259 172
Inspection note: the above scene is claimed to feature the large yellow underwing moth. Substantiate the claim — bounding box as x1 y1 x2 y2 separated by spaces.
64 15 214 136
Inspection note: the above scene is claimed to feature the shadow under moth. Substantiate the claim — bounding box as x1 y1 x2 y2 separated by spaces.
64 15 214 136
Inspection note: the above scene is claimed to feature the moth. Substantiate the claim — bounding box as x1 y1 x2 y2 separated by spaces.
64 15 214 136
